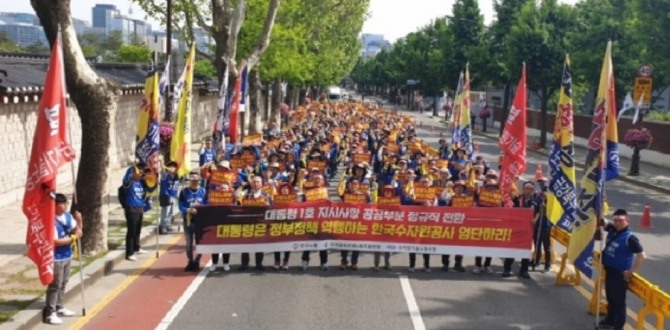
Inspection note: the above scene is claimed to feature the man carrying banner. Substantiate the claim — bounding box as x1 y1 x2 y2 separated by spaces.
339 178 368 270
300 173 330 270
409 176 435 272
473 178 502 273
502 181 535 279
599 209 645 330
179 173 208 272
239 176 272 271
532 186 552 273
43 194 82 325
441 180 469 272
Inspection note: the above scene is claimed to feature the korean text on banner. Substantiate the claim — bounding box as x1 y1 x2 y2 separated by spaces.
194 201 533 258
547 55 577 232
23 34 76 285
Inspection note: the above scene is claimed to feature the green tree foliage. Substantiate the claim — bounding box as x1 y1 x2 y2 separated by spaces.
0 31 23 52
631 0 670 97
450 0 484 86
116 44 152 63
569 0 638 107
194 59 217 77
505 0 575 147
23 41 50 54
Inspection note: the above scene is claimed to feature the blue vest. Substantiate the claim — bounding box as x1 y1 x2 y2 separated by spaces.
125 180 147 208
54 213 74 261
200 148 216 166
160 174 180 198
603 229 634 272
179 187 208 215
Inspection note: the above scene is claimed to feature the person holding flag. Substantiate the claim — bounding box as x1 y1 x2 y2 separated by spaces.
23 32 76 289
22 33 78 323
567 41 621 329
43 194 82 325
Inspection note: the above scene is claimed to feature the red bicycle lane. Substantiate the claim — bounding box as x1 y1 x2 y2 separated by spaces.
75 238 210 330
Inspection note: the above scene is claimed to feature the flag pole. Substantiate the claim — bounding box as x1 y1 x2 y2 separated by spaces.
153 51 161 259
58 29 87 316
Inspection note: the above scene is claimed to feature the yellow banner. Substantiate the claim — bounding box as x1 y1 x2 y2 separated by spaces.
170 44 196 176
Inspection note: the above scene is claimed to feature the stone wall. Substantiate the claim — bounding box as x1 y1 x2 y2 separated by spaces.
0 91 218 207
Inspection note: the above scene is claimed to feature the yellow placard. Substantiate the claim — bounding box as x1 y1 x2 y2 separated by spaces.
209 191 235 205
353 152 371 165
377 196 400 206
451 195 474 208
230 158 246 169
243 133 263 146
344 193 367 204
210 170 237 185
240 196 269 206
305 187 329 201
385 143 400 155
414 186 440 202
274 193 297 205
436 159 449 169
478 190 502 207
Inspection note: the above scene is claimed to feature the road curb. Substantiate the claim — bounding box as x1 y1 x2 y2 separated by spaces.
474 132 670 195
1 223 168 330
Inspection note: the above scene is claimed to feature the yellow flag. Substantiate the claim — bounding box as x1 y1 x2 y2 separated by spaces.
170 44 196 176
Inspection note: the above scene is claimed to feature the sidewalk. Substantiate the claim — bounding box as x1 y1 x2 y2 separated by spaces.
0 138 210 328
375 97 670 194
0 165 167 327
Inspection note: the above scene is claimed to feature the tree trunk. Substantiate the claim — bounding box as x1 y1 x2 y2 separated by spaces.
539 88 549 148
628 147 641 176
32 0 119 255
499 83 512 137
271 77 282 126
483 118 488 132
433 92 439 117
298 89 307 106
248 69 264 134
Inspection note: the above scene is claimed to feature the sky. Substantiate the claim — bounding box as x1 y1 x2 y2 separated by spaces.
6 0 160 29
5 0 581 41
362 0 582 42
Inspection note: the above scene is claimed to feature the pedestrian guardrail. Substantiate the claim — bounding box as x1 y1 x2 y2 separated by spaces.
551 227 669 330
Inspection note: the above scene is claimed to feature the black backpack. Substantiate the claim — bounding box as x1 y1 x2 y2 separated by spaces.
118 184 128 209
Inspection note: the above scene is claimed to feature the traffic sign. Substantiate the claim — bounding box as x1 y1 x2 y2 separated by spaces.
637 64 653 78
633 77 652 108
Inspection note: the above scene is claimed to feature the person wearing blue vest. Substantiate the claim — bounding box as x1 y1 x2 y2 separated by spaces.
122 163 156 261
43 193 82 325
599 209 645 330
179 173 209 272
158 161 181 235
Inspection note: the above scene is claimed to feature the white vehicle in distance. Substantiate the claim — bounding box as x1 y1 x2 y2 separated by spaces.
328 86 343 102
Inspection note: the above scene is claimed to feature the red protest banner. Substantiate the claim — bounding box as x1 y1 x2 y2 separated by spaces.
194 201 532 258
24 34 76 285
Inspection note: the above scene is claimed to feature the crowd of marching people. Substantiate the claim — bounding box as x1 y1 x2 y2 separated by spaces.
121 101 553 278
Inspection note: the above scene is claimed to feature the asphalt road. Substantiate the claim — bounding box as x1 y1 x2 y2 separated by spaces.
163 111 668 329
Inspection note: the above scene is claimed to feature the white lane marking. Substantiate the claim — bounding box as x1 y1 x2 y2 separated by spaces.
155 260 211 330
399 275 426 330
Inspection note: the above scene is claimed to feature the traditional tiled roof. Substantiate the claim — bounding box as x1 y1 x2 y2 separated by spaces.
0 52 215 103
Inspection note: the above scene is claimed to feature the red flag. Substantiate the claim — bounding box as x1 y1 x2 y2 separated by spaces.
227 73 242 143
499 64 527 207
23 34 76 285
